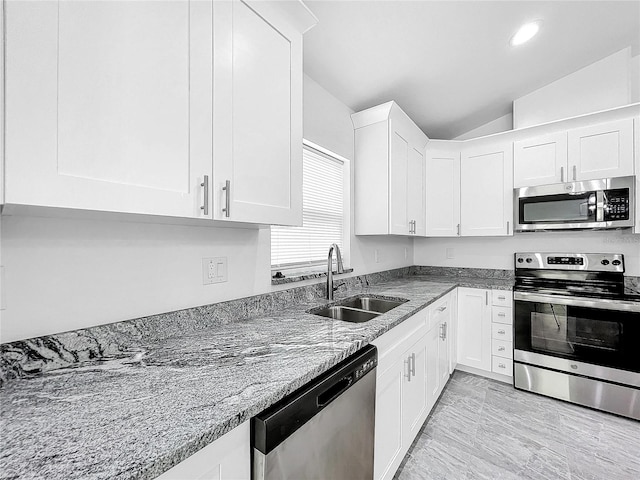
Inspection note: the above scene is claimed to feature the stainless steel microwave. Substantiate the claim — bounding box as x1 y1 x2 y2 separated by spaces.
515 176 635 232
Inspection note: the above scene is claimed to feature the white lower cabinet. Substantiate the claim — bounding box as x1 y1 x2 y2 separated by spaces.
156 421 250 480
456 287 492 372
372 291 455 480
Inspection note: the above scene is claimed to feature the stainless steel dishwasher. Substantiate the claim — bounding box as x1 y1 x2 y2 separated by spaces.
252 345 377 480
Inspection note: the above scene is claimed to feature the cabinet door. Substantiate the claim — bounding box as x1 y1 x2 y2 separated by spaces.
426 147 461 237
156 422 250 480
448 289 458 375
425 323 441 412
438 320 450 392
408 145 426 236
568 118 635 181
213 0 303 226
402 333 429 447
513 132 567 187
460 143 513 236
374 361 405 480
5 0 212 218
457 287 492 372
389 126 410 235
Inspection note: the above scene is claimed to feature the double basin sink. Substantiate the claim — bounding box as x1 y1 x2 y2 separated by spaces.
309 295 409 323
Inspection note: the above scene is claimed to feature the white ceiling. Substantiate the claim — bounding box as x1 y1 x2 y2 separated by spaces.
303 1 640 139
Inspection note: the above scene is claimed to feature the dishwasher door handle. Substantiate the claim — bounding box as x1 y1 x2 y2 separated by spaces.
316 375 354 408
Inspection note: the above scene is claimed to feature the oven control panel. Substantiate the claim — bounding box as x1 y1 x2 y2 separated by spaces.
515 253 624 272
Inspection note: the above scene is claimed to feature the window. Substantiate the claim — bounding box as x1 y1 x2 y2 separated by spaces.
271 142 348 272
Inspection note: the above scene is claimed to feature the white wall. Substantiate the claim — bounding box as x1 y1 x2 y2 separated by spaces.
0 75 412 343
414 230 640 276
454 113 513 141
513 48 634 129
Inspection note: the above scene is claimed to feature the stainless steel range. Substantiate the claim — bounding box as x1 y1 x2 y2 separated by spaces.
513 252 640 420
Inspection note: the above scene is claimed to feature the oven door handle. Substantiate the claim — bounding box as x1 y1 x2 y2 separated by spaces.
514 291 640 313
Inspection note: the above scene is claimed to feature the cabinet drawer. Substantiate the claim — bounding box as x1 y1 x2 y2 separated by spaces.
492 306 513 325
491 290 512 307
491 323 512 342
428 295 450 331
492 356 513 376
491 339 513 359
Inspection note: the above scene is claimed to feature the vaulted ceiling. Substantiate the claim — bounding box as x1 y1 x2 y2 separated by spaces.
303 1 640 139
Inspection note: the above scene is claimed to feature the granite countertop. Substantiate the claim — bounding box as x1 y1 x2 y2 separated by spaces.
0 275 511 480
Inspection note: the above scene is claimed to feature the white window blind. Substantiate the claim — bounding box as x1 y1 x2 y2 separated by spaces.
271 146 345 270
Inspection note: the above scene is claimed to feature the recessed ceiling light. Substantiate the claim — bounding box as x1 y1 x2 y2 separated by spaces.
510 21 541 47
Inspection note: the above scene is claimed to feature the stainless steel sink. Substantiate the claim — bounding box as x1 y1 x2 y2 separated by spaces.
309 295 409 323
311 306 380 323
338 296 407 314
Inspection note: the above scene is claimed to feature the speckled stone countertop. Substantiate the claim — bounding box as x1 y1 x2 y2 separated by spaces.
0 274 512 480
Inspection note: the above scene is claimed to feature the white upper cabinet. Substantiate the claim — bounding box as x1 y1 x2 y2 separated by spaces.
4 0 213 219
4 0 315 224
460 142 514 236
568 118 635 181
425 142 461 237
352 102 428 236
213 0 314 226
513 116 636 188
513 132 568 187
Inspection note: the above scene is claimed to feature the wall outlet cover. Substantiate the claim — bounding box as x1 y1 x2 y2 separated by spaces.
202 257 228 285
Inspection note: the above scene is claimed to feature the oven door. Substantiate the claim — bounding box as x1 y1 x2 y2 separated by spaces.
514 292 640 386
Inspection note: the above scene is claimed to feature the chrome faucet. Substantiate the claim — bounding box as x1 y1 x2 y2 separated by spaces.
327 243 345 300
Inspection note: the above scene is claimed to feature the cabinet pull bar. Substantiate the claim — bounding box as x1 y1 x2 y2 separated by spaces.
405 358 411 381
486 291 488 305
437 306 447 312
222 180 231 218
457 224 460 236
507 221 510 235
200 175 209 216
560 166 564 182
573 165 577 181
498 329 506 335
410 353 416 376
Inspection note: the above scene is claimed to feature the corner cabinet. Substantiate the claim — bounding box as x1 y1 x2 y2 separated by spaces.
425 141 461 237
352 102 428 236
3 0 316 225
460 141 514 236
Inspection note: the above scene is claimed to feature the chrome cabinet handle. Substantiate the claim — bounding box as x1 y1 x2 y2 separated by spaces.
443 322 447 340
498 295 505 300
485 291 488 305
573 165 577 181
437 306 447 312
457 223 460 236
410 353 416 376
200 175 209 216
498 329 506 335
405 358 411 381
499 363 506 369
560 166 564 182
222 180 231 217
498 346 505 352
498 312 506 317
506 221 510 235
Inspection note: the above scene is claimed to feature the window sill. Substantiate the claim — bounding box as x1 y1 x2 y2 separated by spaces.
271 268 354 286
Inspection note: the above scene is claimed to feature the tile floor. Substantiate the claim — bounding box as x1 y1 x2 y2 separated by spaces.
394 371 640 480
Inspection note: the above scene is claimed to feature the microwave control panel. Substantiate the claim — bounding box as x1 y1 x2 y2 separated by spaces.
603 189 630 221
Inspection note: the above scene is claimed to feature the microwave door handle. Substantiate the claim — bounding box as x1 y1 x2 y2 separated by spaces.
596 191 604 222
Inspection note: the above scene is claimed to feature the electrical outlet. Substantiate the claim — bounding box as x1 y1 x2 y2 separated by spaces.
202 257 228 285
